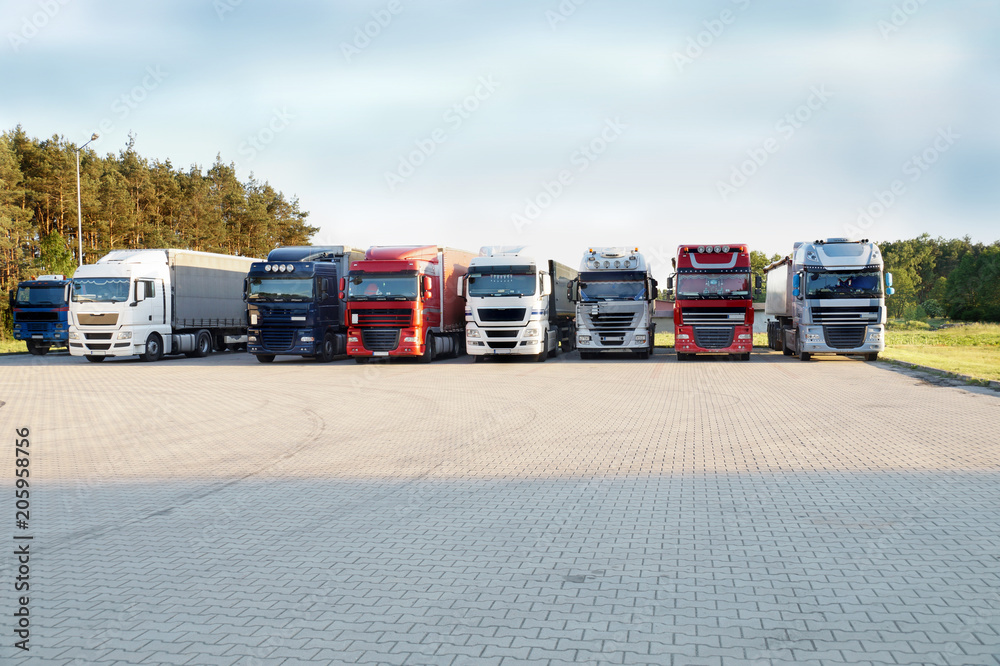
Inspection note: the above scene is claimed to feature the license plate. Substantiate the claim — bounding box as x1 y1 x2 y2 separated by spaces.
373 352 389 357
32 335 43 340
90 350 105 356
493 349 511 355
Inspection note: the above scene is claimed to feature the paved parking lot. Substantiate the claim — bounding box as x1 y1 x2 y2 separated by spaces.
1 350 999 665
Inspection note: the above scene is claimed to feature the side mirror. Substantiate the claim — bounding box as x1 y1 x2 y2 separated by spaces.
339 277 346 291
666 276 674 290
541 274 552 297
568 279 578 302
8 290 14 311
457 275 465 298
132 282 146 305
755 275 763 289
885 272 893 287
64 284 71 303
886 287 895 296
242 277 249 303
423 275 433 292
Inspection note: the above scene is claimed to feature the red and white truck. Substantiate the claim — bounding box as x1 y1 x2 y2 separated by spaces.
666 244 759 361
344 245 475 363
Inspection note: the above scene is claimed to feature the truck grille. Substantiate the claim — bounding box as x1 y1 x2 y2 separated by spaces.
681 307 746 325
486 341 518 349
485 330 518 338
583 312 636 331
14 311 60 322
693 326 735 349
84 333 113 340
23 323 53 333
823 325 867 349
478 308 526 323
85 343 111 351
362 329 399 352
77 313 118 326
355 309 412 327
811 306 879 324
261 329 294 351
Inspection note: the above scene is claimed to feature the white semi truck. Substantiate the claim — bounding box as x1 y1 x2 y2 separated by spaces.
460 247 577 362
764 238 894 361
568 247 657 359
69 249 258 362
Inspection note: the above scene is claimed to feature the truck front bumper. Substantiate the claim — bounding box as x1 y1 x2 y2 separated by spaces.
799 325 885 354
247 328 319 356
576 328 648 351
346 327 426 358
466 323 543 356
674 325 753 355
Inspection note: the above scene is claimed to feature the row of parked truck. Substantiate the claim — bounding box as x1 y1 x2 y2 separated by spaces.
10 238 893 364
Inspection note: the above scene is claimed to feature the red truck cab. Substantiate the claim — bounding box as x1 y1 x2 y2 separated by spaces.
344 245 474 363
670 244 755 361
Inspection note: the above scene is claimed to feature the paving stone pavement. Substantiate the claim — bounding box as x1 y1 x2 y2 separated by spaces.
1 350 998 665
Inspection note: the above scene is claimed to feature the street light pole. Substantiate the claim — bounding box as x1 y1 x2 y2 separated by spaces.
75 133 99 267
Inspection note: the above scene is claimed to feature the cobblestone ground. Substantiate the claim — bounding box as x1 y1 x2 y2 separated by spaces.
1 350 998 665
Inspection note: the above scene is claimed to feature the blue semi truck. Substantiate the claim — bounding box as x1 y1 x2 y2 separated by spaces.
246 246 364 363
10 275 72 355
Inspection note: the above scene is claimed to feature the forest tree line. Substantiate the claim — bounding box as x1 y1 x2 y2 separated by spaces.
1 126 316 334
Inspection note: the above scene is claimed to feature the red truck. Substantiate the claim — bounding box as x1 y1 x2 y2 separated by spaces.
344 245 476 363
667 244 759 361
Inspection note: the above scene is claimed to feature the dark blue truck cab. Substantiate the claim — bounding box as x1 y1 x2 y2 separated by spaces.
10 275 71 355
246 246 364 363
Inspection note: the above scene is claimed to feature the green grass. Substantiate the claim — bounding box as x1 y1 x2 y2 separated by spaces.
0 339 28 354
882 323 1000 383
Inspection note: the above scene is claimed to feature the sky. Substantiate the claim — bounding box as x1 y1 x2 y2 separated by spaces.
3 0 998 274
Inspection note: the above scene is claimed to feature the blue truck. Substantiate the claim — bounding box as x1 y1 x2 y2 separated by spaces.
10 275 72 355
246 246 365 363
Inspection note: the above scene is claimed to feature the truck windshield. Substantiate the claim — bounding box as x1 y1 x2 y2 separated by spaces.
579 281 645 301
467 272 536 297
247 277 314 302
347 274 417 301
805 269 882 299
676 272 750 299
16 285 66 306
71 278 130 303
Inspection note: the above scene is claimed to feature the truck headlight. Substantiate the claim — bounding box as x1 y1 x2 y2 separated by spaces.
248 336 257 342
300 336 314 342
117 330 132 340
737 334 751 340
403 336 418 342
578 335 591 343
635 335 646 344
68 330 78 340
524 328 539 338
348 336 358 342
677 333 690 340
867 330 882 342
467 329 480 338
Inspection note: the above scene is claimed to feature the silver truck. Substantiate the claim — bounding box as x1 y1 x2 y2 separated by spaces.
764 238 894 361
568 247 657 359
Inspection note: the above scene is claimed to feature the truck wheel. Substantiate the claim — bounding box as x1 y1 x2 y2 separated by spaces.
473 355 485 363
85 355 105 363
317 333 336 363
256 354 275 363
865 352 879 362
26 341 49 355
418 336 435 363
742 353 751 361
676 353 687 361
799 351 811 362
635 350 649 360
140 333 163 362
354 357 370 364
190 331 212 358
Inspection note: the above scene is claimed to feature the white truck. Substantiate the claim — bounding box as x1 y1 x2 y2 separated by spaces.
568 247 657 359
459 247 577 362
764 238 894 361
69 249 258 362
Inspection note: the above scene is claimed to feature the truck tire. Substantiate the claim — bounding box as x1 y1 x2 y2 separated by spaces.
742 353 751 361
26 341 49 355
781 327 792 355
799 351 811 362
418 336 435 363
256 354 275 363
317 333 336 363
636 350 649 360
473 355 485 363
189 331 212 358
140 333 164 362
85 355 105 363
865 352 879 362
354 357 370 364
